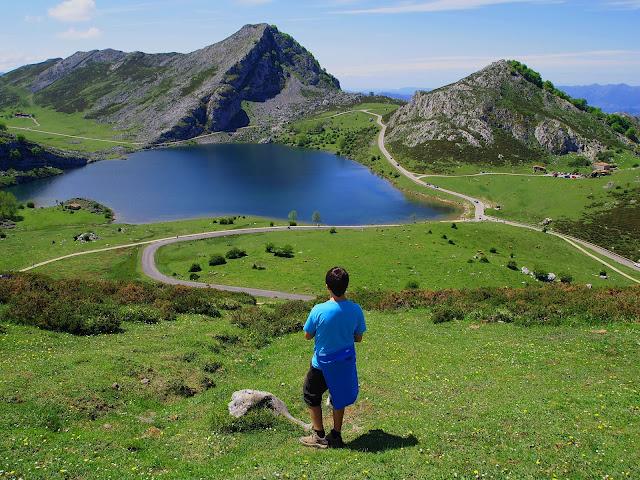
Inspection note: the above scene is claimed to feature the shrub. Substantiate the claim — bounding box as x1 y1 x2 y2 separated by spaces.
489 247 498 254
0 232 6 239
273 245 294 258
599 270 608 277
118 305 167 324
252 263 266 270
226 247 247 259
26 201 35 209
432 305 464 324
189 263 202 273
169 290 221 318
405 280 420 290
6 295 121 335
507 260 518 271
560 274 573 284
189 273 200 281
448 239 455 245
265 242 275 253
0 191 19 221
442 234 448 240
533 268 550 281
209 255 226 266
479 256 490 264
329 227 337 234
488 308 515 323
451 223 457 229
219 217 234 225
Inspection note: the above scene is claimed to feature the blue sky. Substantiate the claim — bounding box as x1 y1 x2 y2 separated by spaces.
2 0 639 90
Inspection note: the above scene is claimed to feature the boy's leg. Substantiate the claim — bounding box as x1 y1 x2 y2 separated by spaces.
308 405 324 432
332 408 345 432
301 365 329 448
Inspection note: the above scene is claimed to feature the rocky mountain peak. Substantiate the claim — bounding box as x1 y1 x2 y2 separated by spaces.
387 59 630 170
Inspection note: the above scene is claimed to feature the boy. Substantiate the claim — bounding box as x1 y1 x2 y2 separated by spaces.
300 266 366 449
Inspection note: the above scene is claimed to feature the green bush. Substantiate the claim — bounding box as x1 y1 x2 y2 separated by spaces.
273 245 294 258
226 247 247 259
560 274 573 284
479 256 490 264
533 268 550 281
209 255 226 266
0 191 19 221
329 227 337 234
188 263 202 273
489 247 498 254
265 242 275 253
119 305 168 324
189 273 200 281
405 280 420 290
26 201 35 209
219 217 234 225
6 294 121 335
432 305 465 324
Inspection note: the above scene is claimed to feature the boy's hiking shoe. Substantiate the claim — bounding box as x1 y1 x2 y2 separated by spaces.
300 431 328 449
326 429 345 449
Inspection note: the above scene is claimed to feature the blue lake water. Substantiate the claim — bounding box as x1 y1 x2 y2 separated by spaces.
7 143 455 224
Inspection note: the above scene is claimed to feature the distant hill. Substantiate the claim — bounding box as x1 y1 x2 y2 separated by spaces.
558 84 640 115
0 24 348 143
387 60 638 172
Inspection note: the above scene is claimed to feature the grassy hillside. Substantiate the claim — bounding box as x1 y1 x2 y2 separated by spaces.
428 164 640 260
1 277 639 479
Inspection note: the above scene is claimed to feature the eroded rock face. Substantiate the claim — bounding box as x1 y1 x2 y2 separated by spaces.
388 60 619 160
3 24 348 143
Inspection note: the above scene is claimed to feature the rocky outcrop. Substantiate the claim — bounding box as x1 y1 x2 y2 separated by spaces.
1 24 346 144
388 60 628 163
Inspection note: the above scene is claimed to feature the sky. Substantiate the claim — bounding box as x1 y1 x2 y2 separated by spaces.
1 0 639 90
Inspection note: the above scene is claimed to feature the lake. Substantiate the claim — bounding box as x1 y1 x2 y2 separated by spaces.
7 144 455 225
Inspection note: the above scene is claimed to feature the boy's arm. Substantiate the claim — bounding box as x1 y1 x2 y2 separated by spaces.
303 308 317 340
354 306 366 343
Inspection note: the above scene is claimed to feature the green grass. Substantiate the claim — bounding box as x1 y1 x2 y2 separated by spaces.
155 222 634 295
0 106 137 153
1 309 639 479
0 206 275 272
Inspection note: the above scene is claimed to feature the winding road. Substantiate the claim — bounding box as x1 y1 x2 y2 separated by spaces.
17 109 640 297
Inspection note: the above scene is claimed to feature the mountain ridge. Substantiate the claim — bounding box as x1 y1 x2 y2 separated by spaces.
0 24 350 144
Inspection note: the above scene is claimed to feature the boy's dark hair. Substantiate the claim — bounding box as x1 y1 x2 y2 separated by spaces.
326 266 349 296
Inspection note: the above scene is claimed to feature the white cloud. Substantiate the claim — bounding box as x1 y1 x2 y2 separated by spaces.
49 0 97 22
57 26 102 39
605 0 640 8
333 50 640 77
336 0 557 14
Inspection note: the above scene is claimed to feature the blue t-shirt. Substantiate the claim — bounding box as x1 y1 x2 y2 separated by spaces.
303 300 366 369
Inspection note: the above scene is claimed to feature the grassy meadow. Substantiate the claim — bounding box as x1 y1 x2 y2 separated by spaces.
1 296 639 479
154 222 635 295
1 106 138 154
0 205 274 273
